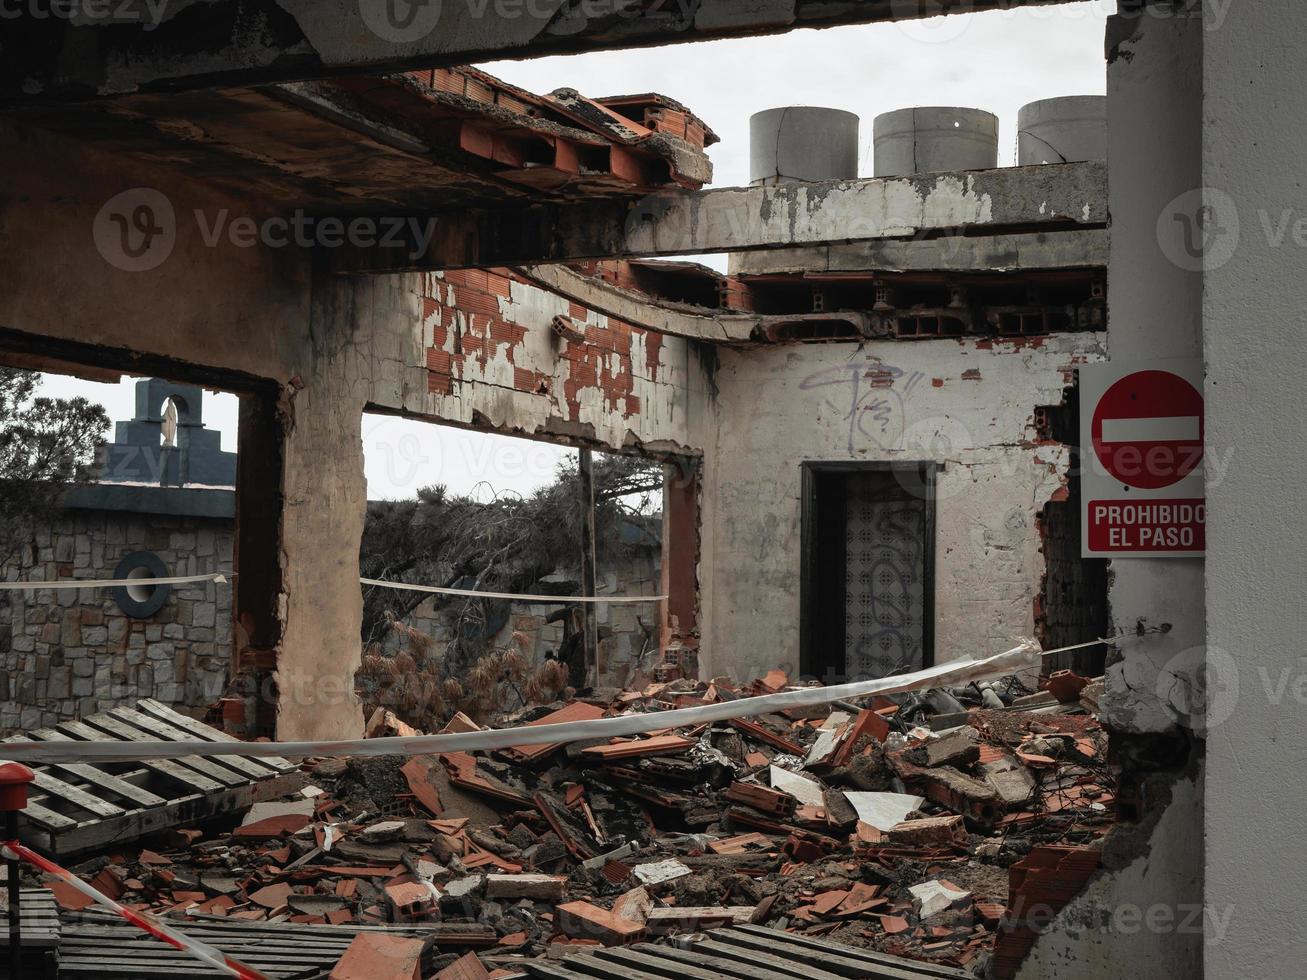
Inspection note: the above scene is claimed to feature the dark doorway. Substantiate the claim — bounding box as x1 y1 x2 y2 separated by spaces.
1036 383 1111 677
801 462 937 684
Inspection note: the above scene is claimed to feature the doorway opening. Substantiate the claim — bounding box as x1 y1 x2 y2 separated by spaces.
801 461 938 684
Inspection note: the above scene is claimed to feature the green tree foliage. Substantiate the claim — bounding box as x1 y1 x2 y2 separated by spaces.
0 369 110 566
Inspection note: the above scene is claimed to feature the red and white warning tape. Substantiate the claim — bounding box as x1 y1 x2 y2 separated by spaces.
1 840 268 980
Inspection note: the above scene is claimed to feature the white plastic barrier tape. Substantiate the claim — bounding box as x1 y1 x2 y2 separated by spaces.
361 577 665 604
0 573 656 605
3 641 1041 765
0 574 227 591
2 840 268 979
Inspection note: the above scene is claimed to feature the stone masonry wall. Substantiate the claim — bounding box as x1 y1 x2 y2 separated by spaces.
0 508 234 731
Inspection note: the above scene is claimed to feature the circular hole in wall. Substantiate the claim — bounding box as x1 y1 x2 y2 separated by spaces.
112 551 172 619
125 565 156 603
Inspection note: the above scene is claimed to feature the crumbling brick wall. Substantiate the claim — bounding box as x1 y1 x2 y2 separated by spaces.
420 268 694 453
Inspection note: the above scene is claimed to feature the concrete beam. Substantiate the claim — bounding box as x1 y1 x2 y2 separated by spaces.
729 229 1109 276
4 0 1076 106
521 264 758 343
342 161 1107 272
523 226 1106 341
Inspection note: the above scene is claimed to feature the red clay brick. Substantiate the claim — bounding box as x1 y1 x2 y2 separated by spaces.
330 933 426 980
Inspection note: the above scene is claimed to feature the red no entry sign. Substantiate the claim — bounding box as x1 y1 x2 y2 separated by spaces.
1090 369 1204 490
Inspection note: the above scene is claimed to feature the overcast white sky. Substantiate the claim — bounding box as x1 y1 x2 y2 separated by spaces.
38 2 1112 501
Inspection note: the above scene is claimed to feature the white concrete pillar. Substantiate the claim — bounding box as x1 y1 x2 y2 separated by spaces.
1019 6 1206 976
1203 1 1307 976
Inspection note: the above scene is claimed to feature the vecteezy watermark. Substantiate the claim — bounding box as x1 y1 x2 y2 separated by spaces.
1156 187 1241 272
93 187 177 273
357 0 690 44
1156 644 1240 733
1158 187 1307 273
93 188 439 271
1004 898 1235 945
362 413 570 498
0 0 171 30
1158 642 1307 734
191 210 439 258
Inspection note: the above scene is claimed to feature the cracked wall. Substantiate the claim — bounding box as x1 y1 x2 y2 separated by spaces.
699 333 1105 684
0 119 710 741
420 268 708 454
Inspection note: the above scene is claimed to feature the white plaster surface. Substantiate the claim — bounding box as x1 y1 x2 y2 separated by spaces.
1203 1 1307 976
699 334 1104 683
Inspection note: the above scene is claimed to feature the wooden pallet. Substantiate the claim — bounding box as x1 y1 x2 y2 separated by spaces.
520 923 974 980
4 699 304 857
0 888 59 979
59 912 442 978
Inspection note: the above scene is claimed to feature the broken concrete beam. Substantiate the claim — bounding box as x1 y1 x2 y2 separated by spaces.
631 859 692 887
822 787 859 829
924 729 980 768
913 767 1004 822
346 162 1108 271
611 886 653 925
483 873 566 901
981 757 1038 806
887 815 967 847
556 900 647 945
330 933 428 980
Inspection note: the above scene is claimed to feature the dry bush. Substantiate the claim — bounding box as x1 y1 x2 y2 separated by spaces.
355 617 566 731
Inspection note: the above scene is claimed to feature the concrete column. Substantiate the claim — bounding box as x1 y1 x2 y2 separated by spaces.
1204 1 1307 976
1018 6 1204 976
271 273 386 741
1097 7 1205 734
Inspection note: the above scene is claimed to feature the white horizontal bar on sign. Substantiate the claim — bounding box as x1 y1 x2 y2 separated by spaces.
1 642 1042 765
0 574 227 591
1100 416 1201 443
360 577 665 604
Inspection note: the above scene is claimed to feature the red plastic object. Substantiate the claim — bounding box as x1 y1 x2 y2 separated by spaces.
0 761 34 811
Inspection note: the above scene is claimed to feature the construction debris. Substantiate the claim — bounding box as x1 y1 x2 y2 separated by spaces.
6 667 1115 977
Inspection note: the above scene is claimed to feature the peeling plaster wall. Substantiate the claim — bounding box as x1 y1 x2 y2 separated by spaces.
419 268 709 453
0 120 709 740
699 334 1104 683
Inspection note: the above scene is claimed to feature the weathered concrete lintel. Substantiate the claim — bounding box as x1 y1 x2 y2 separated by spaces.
521 264 757 343
729 228 1109 276
4 0 1076 106
345 161 1107 272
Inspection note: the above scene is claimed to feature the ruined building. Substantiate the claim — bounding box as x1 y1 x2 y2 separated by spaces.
0 1 1297 976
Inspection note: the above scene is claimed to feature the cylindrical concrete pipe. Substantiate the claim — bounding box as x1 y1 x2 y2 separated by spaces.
749 106 860 186
1017 96 1107 165
872 107 999 177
